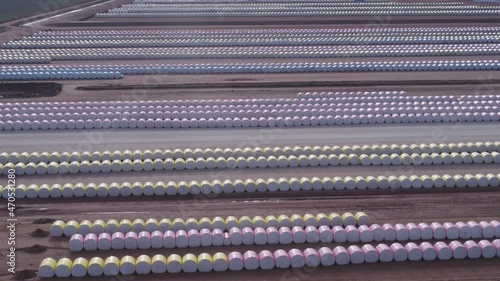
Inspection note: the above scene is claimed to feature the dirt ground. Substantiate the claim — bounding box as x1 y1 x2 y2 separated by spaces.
0 0 500 280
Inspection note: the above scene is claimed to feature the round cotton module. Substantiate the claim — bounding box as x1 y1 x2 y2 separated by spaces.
361 244 378 263
86 257 104 277
333 246 350 265
54 258 72 278
434 241 453 260
241 227 254 245
97 233 111 250
382 223 396 241
137 231 151 249
238 216 253 229
288 248 305 268
228 252 243 271
242 250 259 270
185 218 199 232
417 223 433 240
111 232 125 250
443 222 459 239
355 225 372 243
291 226 305 244
355 212 370 226
391 243 408 261
394 224 409 241
227 227 242 246
267 226 280 244
455 222 471 239
449 241 467 259
196 253 212 273
172 218 186 232
71 257 88 277
347 245 364 264
64 220 80 237
91 220 105 235
83 233 98 251
124 231 138 250
176 230 189 248
464 240 482 259
144 218 159 233
252 216 266 228
405 242 423 261
250 227 266 245
212 229 224 246
479 221 495 238
69 234 84 252
342 212 356 226
181 253 197 273
279 226 293 244
405 223 420 240
212 216 225 230
134 255 151 275
226 216 239 230
304 226 319 243
376 244 393 262
420 242 437 261
467 221 483 239
166 254 182 273
50 220 66 237
105 219 119 234
431 222 446 239
38 258 57 278
302 248 320 267
213 252 228 272
150 254 167 274
277 215 292 228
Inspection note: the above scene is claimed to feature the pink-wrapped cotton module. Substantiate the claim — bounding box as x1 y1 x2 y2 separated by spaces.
449 240 467 259
229 227 243 246
434 241 452 260
467 221 483 239
318 247 335 266
376 243 393 262
124 231 138 250
200 229 212 247
333 246 350 265
383 223 396 241
479 221 495 238
254 227 268 245
292 226 306 244
464 240 481 259
390 242 408 261
223 232 231 246
430 222 446 240
443 222 459 239
212 229 224 246
111 232 125 250
491 239 500 257
69 234 84 252
288 248 305 268
406 223 421 240
358 225 373 242
187 229 200 247
175 230 188 248
267 227 279 244
303 248 320 267
345 225 360 242
478 240 496 258
279 227 293 244
305 226 320 243
347 245 364 264
318 225 333 243
138 231 151 249
395 223 409 241
228 251 244 271
244 250 259 270
455 222 471 239
370 224 385 241
332 226 347 243
259 250 275 270
361 244 378 263
274 249 291 269
420 242 437 261
163 230 176 248
97 233 111 250
418 223 433 240
405 242 422 261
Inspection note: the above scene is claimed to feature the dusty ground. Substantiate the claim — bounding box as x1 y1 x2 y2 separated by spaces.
0 0 499 280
